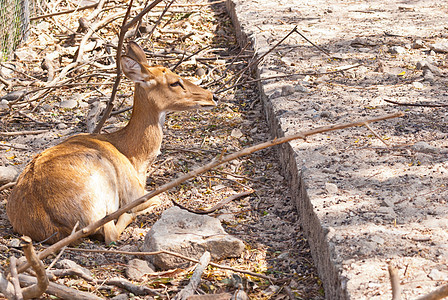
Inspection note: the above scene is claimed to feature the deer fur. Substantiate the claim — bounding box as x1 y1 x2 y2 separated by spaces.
6 42 215 244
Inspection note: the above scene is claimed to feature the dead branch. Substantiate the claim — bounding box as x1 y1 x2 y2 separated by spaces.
294 28 331 57
93 0 165 133
0 182 16 191
17 111 404 274
388 263 401 300
0 130 49 136
175 251 211 300
9 256 23 300
63 247 276 282
364 123 389 146
0 272 15 299
172 190 254 214
102 277 161 296
20 236 48 299
384 99 448 107
416 284 448 300
18 274 102 300
47 222 79 270
30 2 100 21
215 25 298 93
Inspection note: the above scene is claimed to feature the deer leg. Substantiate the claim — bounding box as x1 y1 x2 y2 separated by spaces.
103 220 120 244
132 195 163 216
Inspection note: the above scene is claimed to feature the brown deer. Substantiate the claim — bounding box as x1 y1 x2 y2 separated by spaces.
6 42 216 244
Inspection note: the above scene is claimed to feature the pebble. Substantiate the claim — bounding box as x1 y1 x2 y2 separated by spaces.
59 99 78 109
195 67 206 77
412 141 439 154
57 123 68 130
231 128 243 139
126 259 155 281
428 269 448 281
429 42 448 53
412 39 425 49
281 84 295 96
9 238 21 248
325 182 338 194
295 84 310 93
320 111 333 118
0 99 8 109
412 81 424 89
0 166 19 184
389 46 406 54
423 70 435 82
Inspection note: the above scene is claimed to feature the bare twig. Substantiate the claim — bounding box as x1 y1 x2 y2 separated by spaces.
172 190 254 214
21 236 49 299
63 247 276 282
0 130 49 136
384 99 448 107
215 26 298 93
388 263 401 300
9 256 24 300
175 251 211 300
416 284 448 300
102 277 161 296
364 123 389 146
16 111 404 276
147 0 175 40
47 222 79 270
19 274 102 300
294 28 331 57
0 182 16 191
30 1 99 21
93 0 165 133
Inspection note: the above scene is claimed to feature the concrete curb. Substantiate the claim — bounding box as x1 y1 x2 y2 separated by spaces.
225 1 347 298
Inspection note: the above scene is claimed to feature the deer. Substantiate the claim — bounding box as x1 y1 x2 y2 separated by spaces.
6 42 216 244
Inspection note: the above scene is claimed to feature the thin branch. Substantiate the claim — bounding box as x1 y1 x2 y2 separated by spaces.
175 251 211 300
63 247 276 282
384 99 448 107
47 222 79 270
215 25 298 93
388 263 401 300
172 190 254 214
21 236 49 299
416 284 448 300
0 182 16 191
30 2 99 21
294 28 331 57
364 122 389 146
17 111 404 274
93 0 165 133
9 256 24 300
0 130 49 136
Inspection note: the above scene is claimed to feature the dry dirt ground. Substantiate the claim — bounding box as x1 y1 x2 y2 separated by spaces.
0 0 324 299
227 0 448 299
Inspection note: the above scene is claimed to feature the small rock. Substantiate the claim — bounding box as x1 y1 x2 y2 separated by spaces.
195 67 206 77
320 111 332 118
55 259 92 279
295 84 309 93
416 60 427 70
269 89 282 99
281 85 295 96
317 67 327 73
429 42 448 53
9 239 21 248
412 40 425 49
389 46 406 54
231 128 243 139
428 269 448 281
0 166 19 184
0 99 8 109
277 252 290 260
126 259 155 281
143 207 245 270
110 294 129 300
423 70 435 82
412 81 424 89
262 285 280 296
1 90 26 102
57 123 68 130
423 63 441 76
370 236 384 244
325 182 338 194
14 48 38 61
412 141 439 154
59 99 78 109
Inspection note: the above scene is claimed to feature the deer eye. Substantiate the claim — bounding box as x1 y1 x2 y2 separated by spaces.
170 81 182 88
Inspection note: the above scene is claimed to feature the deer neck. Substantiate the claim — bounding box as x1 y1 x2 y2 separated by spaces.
105 86 164 179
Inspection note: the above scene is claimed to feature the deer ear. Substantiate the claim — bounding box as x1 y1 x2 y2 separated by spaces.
126 41 148 64
121 56 155 86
